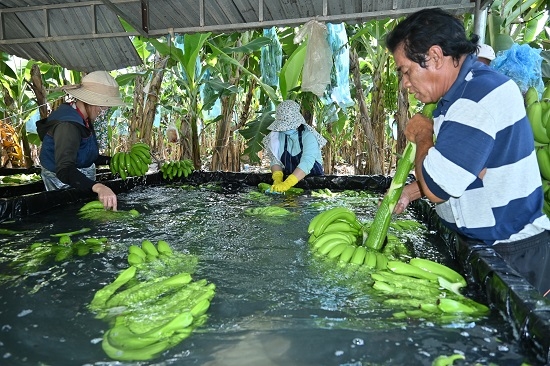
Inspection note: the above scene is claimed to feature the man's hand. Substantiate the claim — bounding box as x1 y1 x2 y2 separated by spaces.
393 181 423 214
405 113 434 145
92 183 117 211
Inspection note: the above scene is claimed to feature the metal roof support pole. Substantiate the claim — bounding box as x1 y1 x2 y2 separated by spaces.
90 5 97 35
43 8 50 38
473 0 488 44
199 0 204 27
258 0 264 22
141 0 149 33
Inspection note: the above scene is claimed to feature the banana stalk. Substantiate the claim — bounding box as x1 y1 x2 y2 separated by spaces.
364 102 437 251
364 142 416 250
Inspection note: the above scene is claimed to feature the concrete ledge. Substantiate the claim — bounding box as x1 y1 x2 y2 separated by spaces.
412 198 550 364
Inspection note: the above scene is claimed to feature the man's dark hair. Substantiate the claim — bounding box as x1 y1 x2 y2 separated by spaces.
386 8 479 68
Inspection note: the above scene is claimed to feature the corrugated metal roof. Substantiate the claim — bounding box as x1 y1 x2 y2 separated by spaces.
0 0 484 72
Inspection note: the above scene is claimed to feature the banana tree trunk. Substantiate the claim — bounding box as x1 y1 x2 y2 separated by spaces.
129 54 168 149
350 49 381 174
26 64 49 168
369 70 386 174
210 92 238 171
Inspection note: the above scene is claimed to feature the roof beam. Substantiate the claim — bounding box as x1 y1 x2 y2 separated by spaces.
0 2 476 45
99 0 149 37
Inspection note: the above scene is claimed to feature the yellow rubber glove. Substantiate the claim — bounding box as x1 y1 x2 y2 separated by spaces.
272 171 284 185
271 174 299 193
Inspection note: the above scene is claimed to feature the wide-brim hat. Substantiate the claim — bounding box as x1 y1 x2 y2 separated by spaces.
268 100 306 131
61 71 125 107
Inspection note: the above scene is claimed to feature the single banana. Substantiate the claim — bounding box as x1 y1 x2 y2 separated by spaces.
326 242 349 259
437 298 477 314
409 258 467 287
536 147 550 181
363 250 377 268
350 246 367 265
79 200 104 212
128 245 147 259
156 240 173 256
128 253 145 266
527 101 549 144
141 240 160 257
542 100 550 140
386 261 439 281
375 252 388 270
110 152 120 175
190 298 211 317
524 86 540 107
307 210 326 234
338 244 357 263
541 82 550 101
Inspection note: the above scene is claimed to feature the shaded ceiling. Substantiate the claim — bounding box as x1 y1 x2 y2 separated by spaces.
0 0 487 72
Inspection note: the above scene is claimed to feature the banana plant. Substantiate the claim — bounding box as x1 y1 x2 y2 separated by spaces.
206 32 277 170
348 18 398 175
0 57 48 168
487 0 549 50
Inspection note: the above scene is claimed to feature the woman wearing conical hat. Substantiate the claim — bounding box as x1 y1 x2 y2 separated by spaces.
262 100 326 192
36 71 126 210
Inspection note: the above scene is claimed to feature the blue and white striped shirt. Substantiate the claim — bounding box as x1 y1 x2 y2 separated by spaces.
424 55 550 244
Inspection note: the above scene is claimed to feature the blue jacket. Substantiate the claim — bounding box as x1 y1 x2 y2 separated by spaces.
36 103 100 190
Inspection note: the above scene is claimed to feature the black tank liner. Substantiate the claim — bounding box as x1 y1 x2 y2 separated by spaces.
0 170 548 363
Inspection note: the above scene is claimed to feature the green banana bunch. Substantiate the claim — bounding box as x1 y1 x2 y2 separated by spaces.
160 159 195 180
306 207 395 268
110 143 152 180
370 256 488 323
310 188 338 198
8 233 110 274
244 206 291 217
127 240 175 266
89 239 216 362
77 200 140 222
257 182 304 195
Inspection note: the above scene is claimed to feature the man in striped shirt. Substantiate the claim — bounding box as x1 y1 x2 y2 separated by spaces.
386 8 550 295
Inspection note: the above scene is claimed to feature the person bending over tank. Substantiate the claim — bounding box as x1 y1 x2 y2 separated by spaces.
36 71 126 211
262 100 327 193
386 8 550 295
